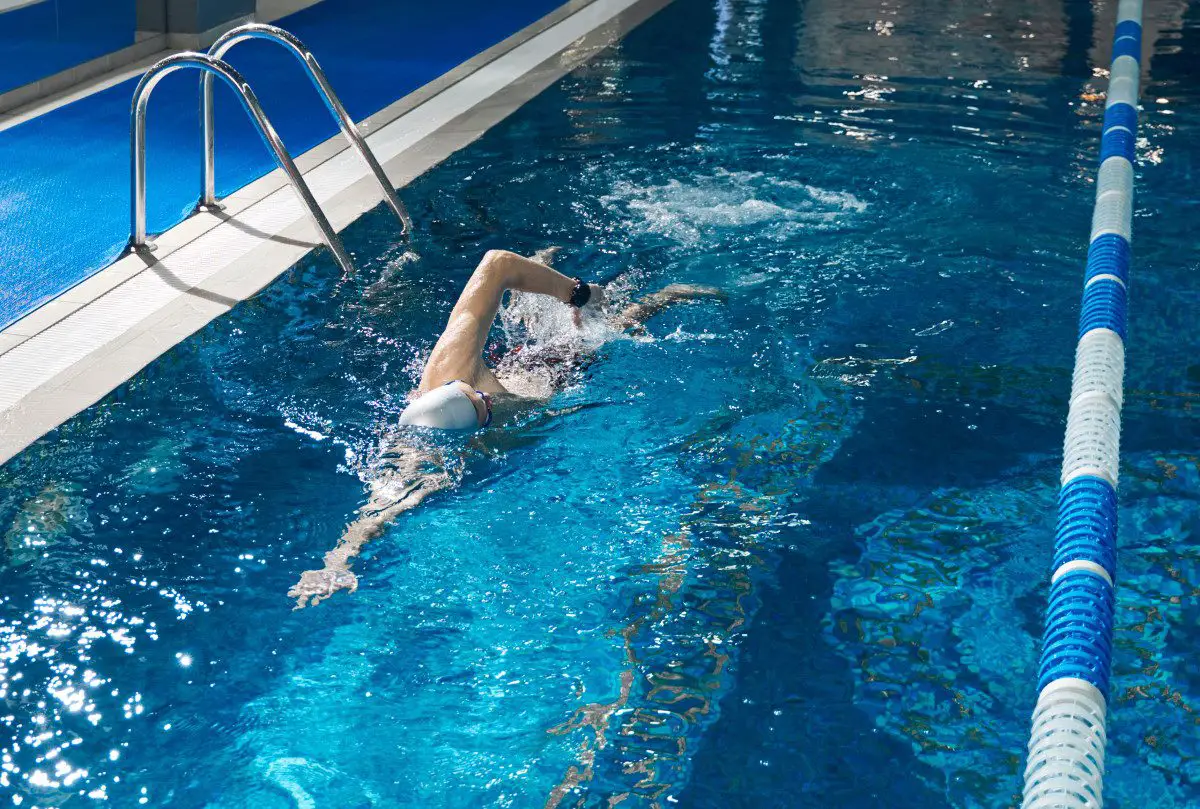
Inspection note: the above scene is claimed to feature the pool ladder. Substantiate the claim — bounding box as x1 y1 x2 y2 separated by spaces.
127 23 411 275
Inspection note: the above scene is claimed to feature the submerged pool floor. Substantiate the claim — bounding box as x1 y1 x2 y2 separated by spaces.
2 0 1200 806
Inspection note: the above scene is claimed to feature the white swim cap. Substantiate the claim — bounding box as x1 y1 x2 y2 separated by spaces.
398 383 482 430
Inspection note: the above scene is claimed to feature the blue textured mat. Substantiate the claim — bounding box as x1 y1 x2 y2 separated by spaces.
0 1 137 94
0 0 562 327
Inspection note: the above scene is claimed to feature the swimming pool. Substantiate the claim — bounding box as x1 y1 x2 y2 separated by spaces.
3 0 1199 805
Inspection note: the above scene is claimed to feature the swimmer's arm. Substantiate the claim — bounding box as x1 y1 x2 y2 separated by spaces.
287 447 454 608
421 250 598 391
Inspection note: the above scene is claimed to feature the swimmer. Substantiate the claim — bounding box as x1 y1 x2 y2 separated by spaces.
288 248 721 607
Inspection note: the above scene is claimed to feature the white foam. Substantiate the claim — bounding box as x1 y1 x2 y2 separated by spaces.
601 169 867 245
284 420 329 442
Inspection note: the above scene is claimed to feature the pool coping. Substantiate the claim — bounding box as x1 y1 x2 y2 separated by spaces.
0 0 671 466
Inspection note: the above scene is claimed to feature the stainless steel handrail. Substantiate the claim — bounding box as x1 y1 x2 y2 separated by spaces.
128 52 354 275
202 23 412 237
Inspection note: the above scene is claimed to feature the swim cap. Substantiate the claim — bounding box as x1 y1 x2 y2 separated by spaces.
398 383 481 430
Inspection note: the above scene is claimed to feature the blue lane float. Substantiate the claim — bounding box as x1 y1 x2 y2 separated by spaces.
1022 1 1142 806
1052 476 1119 580
1078 279 1128 340
1084 234 1131 285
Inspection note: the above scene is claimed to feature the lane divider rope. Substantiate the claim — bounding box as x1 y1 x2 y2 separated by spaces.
1021 1 1143 806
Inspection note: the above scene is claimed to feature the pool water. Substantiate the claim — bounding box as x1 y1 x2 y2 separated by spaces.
3 0 1200 806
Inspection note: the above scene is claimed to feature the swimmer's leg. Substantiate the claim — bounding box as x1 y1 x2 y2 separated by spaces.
419 250 598 393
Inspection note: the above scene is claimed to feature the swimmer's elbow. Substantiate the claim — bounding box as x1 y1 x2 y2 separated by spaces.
480 249 519 273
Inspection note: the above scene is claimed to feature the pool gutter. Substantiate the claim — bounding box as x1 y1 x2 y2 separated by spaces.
0 0 671 467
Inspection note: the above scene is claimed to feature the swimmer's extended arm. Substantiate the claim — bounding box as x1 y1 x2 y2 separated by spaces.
287 443 454 608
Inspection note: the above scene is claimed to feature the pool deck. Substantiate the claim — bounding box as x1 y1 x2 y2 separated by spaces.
0 0 671 466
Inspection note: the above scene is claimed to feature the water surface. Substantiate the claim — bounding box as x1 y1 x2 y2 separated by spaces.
2 0 1199 806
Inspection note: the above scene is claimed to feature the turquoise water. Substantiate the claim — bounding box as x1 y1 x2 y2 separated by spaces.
3 0 1200 806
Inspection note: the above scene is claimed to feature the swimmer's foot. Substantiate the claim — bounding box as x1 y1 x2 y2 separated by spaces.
531 246 562 267
616 284 726 329
288 567 359 609
652 283 726 302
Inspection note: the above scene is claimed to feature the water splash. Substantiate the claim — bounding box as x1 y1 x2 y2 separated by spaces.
601 169 867 245
494 282 631 399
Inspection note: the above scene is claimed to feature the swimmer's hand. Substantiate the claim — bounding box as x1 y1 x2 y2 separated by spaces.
288 567 359 609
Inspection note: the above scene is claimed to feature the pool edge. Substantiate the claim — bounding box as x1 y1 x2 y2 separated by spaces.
0 0 673 467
